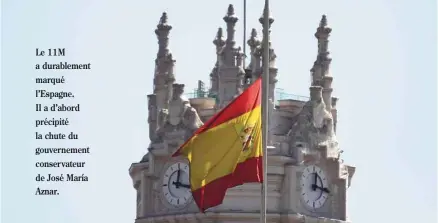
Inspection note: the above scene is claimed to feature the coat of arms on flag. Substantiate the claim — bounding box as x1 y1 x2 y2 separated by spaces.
236 124 256 153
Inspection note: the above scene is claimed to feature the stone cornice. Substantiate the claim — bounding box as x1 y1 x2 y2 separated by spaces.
129 162 149 188
135 211 350 223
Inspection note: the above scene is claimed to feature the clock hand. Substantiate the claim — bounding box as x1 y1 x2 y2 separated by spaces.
171 181 190 189
322 187 330 194
179 183 191 189
312 173 318 191
313 185 331 194
175 169 181 188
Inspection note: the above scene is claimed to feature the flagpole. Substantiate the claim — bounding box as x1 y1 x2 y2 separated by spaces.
261 0 270 222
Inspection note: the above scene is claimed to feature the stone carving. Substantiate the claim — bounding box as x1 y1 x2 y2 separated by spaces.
182 106 204 139
287 92 338 158
150 108 167 143
153 84 203 143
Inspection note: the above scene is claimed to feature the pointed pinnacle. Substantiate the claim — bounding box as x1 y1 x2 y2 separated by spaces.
213 27 225 47
223 4 238 23
319 15 327 28
247 28 261 48
259 13 274 26
227 4 235 16
156 12 172 32
159 12 168 25
216 27 223 38
315 14 331 38
251 28 258 38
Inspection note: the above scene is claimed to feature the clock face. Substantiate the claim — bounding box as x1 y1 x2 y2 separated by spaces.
162 162 192 208
300 165 330 210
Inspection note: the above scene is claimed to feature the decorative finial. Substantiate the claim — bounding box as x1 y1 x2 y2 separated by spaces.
223 4 238 24
156 12 172 31
315 14 331 39
247 28 261 48
160 12 168 25
259 11 274 27
217 27 223 38
312 15 332 87
222 4 238 50
258 8 276 67
251 29 257 38
154 12 174 68
213 27 226 48
320 15 327 28
227 4 234 16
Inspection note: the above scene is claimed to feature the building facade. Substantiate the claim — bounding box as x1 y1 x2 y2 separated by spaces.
129 4 356 223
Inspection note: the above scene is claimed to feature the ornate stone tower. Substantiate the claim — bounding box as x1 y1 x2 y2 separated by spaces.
215 4 246 108
130 5 355 223
153 12 175 112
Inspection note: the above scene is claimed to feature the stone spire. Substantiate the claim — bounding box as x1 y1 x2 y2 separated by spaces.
315 15 332 66
223 4 238 47
312 15 333 111
220 4 239 66
308 15 338 134
153 12 176 111
209 28 226 96
155 12 172 63
214 28 226 54
216 4 245 108
311 15 332 85
258 8 277 103
258 6 278 146
259 13 274 35
247 28 262 82
258 10 276 68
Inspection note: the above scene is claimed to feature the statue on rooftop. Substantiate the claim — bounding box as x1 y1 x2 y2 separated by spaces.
153 84 204 143
287 87 338 157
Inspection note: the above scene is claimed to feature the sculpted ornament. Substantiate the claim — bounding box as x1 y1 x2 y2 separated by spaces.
153 84 203 142
168 84 188 126
287 97 339 157
151 108 168 143
182 106 204 139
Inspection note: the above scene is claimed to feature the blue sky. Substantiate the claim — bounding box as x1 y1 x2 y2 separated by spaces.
1 0 436 223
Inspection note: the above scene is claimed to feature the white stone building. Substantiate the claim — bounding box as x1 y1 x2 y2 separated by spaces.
129 4 356 223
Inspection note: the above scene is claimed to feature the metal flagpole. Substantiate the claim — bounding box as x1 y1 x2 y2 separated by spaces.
261 0 270 222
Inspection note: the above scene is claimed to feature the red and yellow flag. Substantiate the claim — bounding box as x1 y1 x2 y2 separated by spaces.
172 78 263 212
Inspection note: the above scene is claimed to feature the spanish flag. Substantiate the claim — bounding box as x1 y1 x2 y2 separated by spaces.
172 78 263 212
